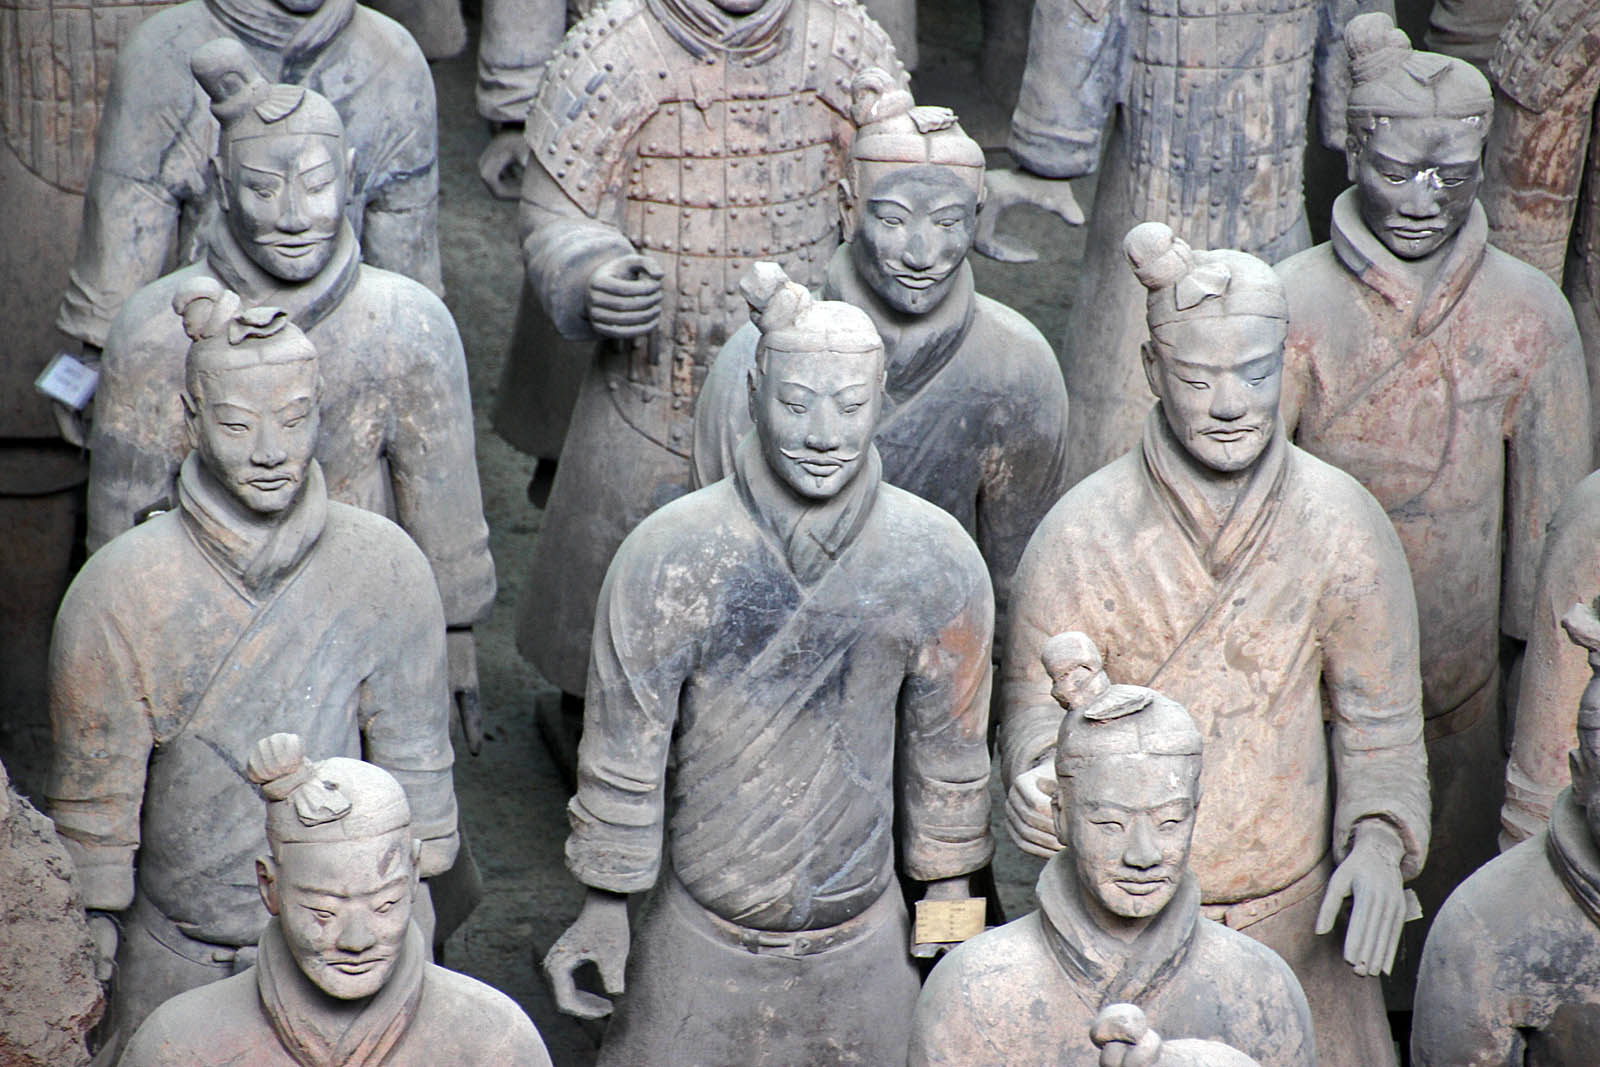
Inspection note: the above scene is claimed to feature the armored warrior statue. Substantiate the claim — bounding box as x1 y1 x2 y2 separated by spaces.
118 734 552 1066
511 0 904 714
1424 0 1513 67
695 73 1070 645
910 634 1315 1067
980 0 1384 486
47 283 459 1053
1478 0 1600 458
88 42 494 754
51 0 441 402
1276 12 1589 962
1413 601 1600 1064
999 223 1429 1065
542 265 994 1065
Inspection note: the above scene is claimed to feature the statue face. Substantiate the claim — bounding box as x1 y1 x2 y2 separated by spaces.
1058 754 1199 921
268 830 416 1000
224 134 346 282
186 359 319 514
1351 116 1484 261
751 346 883 500
1143 315 1284 474
849 166 978 316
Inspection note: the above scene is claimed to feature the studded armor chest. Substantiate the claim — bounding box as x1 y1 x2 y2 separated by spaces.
1125 0 1318 254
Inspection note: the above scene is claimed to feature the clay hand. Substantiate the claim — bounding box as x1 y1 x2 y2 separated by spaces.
910 875 974 958
446 628 484 756
586 254 665 340
542 889 630 1019
86 911 118 984
1092 1004 1164 1067
1005 762 1064 858
478 129 530 200
1315 819 1407 977
973 167 1085 263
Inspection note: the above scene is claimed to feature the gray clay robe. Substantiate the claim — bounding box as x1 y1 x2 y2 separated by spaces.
567 438 993 1064
47 457 458 945
1412 790 1600 1066
909 854 1316 1067
1278 192 1589 909
87 220 494 629
55 0 440 349
118 921 553 1066
1001 412 1429 1065
1009 0 1368 484
511 0 903 694
693 247 1070 640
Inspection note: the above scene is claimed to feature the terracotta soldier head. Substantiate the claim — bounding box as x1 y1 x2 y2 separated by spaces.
176 278 320 515
1342 13 1493 262
1127 223 1289 475
191 38 353 283
1043 632 1204 927
839 69 986 316
741 262 886 500
248 732 420 1001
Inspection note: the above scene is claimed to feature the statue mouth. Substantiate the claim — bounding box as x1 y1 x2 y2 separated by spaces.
327 956 387 975
260 236 332 258
1200 426 1255 443
1113 878 1170 896
247 474 295 491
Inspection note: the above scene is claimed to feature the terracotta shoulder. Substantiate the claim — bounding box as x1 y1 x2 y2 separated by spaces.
105 266 206 364
800 0 907 108
1274 240 1339 293
419 963 549 1050
1283 443 1393 527
1035 449 1145 538
874 481 991 579
1477 245 1580 322
115 0 217 67
348 264 456 329
1189 916 1307 1004
320 500 435 573
73 511 189 599
968 294 1057 372
118 969 260 1062
615 481 744 569
345 4 432 72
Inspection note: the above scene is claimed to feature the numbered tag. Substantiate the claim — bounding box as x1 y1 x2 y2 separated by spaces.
914 897 986 946
35 352 99 410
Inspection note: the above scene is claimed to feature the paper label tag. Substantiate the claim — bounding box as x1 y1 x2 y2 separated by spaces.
35 352 99 410
914 897 987 945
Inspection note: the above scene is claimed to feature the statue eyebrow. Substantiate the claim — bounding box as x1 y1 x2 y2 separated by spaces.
296 874 410 898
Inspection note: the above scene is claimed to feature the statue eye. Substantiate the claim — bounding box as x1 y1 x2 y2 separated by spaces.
221 422 250 434
879 216 903 227
1382 172 1408 185
1160 818 1185 831
841 403 862 415
304 906 335 922
284 415 306 429
1179 378 1209 391
1091 820 1124 835
936 218 958 228
785 402 807 414
375 898 398 914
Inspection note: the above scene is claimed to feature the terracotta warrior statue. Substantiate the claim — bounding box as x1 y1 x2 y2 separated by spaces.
978 0 1382 486
911 634 1315 1066
694 72 1070 645
506 0 904 720
998 222 1430 1066
1412 601 1600 1063
542 264 995 1065
118 733 551 1066
50 0 440 440
89 41 494 752
1477 0 1600 459
1276 10 1589 951
47 283 459 1052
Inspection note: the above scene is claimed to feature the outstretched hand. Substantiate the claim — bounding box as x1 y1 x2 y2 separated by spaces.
973 168 1086 263
1005 762 1063 858
478 129 530 200
542 889 630 1019
446 629 483 756
1315 819 1407 977
586 254 666 339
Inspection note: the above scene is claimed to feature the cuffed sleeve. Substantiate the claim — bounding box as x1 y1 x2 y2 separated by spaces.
520 164 637 341
476 0 566 122
1008 0 1127 178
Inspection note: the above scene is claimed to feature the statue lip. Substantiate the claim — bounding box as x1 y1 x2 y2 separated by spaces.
247 474 295 490
889 270 949 290
1112 877 1170 895
1385 224 1442 241
260 236 333 258
1200 426 1255 442
326 955 388 974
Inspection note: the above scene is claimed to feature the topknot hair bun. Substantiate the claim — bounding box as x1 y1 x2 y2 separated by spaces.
741 261 812 334
1345 12 1413 88
850 67 913 127
248 732 352 828
1123 222 1193 292
190 38 269 125
173 277 243 344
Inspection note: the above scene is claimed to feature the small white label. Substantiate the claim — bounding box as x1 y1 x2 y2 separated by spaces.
35 352 99 410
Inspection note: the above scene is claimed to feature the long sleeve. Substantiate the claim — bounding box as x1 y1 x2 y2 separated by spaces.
1312 0 1394 151
358 538 458 877
1318 490 1430 878
997 508 1078 793
564 545 694 893
519 163 635 340
55 43 209 348
476 0 566 123
44 566 156 911
385 294 497 627
356 44 443 295
1502 292 1592 642
897 556 996 881
1008 0 1128 179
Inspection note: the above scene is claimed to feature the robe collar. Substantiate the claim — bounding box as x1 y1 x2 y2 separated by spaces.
255 918 425 1067
206 216 361 334
178 451 328 599
1036 850 1201 1009
1139 407 1288 580
824 243 977 407
1547 787 1600 931
204 0 358 81
732 431 882 586
645 0 794 63
1330 187 1488 339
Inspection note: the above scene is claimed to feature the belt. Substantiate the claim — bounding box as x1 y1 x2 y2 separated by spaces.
128 894 258 972
1201 855 1332 931
1424 675 1495 742
665 870 902 959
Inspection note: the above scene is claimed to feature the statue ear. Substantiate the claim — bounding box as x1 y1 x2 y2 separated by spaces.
181 389 201 452
837 178 859 242
746 364 761 426
211 157 230 214
1572 749 1595 802
1345 135 1361 185
1139 340 1163 401
257 857 281 916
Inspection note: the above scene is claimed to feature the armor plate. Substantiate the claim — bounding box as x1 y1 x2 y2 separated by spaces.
1492 0 1600 114
1126 0 1317 251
